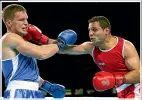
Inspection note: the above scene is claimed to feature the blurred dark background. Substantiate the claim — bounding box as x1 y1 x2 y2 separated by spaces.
2 2 140 97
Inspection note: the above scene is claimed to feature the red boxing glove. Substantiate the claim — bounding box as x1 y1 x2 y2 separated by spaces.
23 24 49 44
92 71 126 91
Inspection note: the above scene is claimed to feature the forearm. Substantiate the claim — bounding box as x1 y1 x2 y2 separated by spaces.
59 45 87 55
124 69 140 84
32 44 59 60
40 44 59 59
47 41 82 55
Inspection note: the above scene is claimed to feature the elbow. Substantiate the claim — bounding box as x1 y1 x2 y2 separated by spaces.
137 69 140 77
136 69 140 76
135 69 140 83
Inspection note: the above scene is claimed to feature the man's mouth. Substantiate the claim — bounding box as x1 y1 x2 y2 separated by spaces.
22 27 28 31
90 37 94 40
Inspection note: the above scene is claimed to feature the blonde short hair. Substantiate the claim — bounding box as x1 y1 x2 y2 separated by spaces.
2 4 26 23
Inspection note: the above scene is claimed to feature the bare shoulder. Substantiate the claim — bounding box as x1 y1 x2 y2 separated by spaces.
81 41 93 46
124 40 138 58
3 33 20 41
81 41 94 54
2 33 24 48
124 40 135 50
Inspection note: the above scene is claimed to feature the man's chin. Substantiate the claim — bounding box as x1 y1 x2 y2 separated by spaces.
92 42 99 46
90 39 94 42
22 32 28 36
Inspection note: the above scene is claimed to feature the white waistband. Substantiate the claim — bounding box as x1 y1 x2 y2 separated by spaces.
6 80 39 91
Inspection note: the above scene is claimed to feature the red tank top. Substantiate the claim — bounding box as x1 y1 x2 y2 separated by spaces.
92 37 129 75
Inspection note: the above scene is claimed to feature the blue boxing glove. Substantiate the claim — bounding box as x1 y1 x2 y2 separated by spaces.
40 80 66 98
56 29 77 50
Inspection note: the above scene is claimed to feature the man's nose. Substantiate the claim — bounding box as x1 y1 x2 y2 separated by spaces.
24 20 28 25
89 31 94 36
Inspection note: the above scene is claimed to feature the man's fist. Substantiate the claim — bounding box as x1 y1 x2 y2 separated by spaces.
92 71 126 91
56 29 77 50
23 24 49 44
40 80 66 98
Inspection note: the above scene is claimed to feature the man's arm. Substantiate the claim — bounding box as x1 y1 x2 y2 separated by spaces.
123 40 140 83
4 33 59 60
59 42 93 55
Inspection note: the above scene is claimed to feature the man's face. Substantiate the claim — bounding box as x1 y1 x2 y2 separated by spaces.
88 22 108 46
7 11 28 36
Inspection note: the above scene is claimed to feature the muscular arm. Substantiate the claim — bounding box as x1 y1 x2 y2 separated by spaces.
123 40 140 84
59 42 93 55
4 33 59 60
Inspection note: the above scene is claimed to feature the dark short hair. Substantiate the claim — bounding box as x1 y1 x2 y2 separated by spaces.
2 4 26 23
88 16 111 30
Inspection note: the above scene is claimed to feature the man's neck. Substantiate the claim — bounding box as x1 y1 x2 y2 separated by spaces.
7 30 23 37
7 29 15 34
99 36 117 50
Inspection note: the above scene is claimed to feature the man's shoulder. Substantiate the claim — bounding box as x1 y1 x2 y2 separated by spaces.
2 33 23 47
124 40 135 49
81 41 94 49
82 41 93 46
81 41 94 54
114 35 125 40
115 36 135 52
114 35 133 44
2 33 9 40
2 33 22 42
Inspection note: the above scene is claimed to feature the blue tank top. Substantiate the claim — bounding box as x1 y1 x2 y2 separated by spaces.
2 53 40 87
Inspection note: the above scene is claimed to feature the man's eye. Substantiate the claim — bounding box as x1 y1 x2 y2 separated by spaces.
88 28 97 32
18 19 24 21
92 28 97 31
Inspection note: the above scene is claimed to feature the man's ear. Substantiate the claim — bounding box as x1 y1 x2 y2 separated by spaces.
105 27 110 34
6 19 12 28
